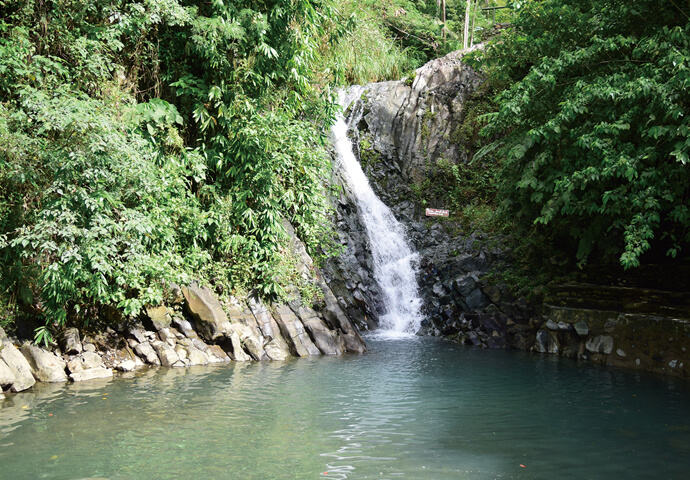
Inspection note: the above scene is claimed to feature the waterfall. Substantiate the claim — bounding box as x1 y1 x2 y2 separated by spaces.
332 89 424 336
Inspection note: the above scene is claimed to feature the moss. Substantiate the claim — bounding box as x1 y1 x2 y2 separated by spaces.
358 134 381 168
420 108 437 141
404 70 417 87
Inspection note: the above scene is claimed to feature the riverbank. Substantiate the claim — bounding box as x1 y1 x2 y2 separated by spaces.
0 273 366 399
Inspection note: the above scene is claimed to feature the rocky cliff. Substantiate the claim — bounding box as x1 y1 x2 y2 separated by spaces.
324 50 690 378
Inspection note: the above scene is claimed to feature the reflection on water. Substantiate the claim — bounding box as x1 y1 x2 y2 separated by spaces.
1 337 690 479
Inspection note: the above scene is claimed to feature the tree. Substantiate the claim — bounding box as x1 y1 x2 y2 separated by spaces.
468 0 690 267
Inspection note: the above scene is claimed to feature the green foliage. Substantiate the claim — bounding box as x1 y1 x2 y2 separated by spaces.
314 2 416 85
468 0 690 268
0 0 345 342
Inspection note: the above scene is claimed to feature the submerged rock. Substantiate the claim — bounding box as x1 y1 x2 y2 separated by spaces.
70 367 113 382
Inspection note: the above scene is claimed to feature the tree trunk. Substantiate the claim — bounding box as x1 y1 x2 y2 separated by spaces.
463 0 471 49
442 0 447 44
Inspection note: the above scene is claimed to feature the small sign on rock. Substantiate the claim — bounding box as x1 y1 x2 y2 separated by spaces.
425 208 449 217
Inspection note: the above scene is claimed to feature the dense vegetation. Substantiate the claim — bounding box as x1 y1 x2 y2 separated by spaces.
0 0 502 341
0 0 349 341
469 0 690 269
9 0 682 340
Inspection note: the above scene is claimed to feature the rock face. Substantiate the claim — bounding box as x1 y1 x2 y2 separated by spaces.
324 49 540 349
354 49 483 183
324 48 690 378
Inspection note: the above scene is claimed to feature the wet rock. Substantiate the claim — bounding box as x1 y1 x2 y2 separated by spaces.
151 341 183 367
19 345 67 383
0 342 36 392
585 335 614 355
70 367 113 382
535 329 559 354
83 343 96 353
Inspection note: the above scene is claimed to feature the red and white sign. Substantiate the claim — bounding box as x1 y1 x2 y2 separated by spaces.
425 208 449 217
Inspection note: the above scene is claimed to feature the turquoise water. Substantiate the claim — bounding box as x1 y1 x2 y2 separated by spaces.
1 336 689 479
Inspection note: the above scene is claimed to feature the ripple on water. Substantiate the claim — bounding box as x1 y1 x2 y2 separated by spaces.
2 337 690 479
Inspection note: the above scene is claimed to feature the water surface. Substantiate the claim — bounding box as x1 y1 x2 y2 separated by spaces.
2 337 689 479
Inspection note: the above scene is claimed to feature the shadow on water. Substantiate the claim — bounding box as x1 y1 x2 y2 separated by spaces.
2 337 690 479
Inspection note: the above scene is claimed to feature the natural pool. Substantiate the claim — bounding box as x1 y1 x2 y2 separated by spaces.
1 336 689 479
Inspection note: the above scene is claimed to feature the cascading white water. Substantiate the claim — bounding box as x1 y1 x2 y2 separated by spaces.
332 89 423 336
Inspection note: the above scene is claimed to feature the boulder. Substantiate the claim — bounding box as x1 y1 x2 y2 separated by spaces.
0 359 16 388
172 317 198 339
116 360 138 372
315 275 367 354
79 351 104 369
133 342 161 365
586 335 614 355
573 320 589 336
182 283 233 341
70 367 113 382
206 344 231 363
146 305 172 331
295 306 342 355
128 327 148 344
0 342 36 392
264 339 290 361
222 331 252 362
534 329 559 354
151 341 184 367
248 297 278 339
230 322 266 360
60 327 82 355
19 345 67 383
184 345 210 366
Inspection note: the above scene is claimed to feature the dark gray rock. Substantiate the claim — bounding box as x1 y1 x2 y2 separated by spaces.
60 327 82 355
535 329 559 354
586 335 614 355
